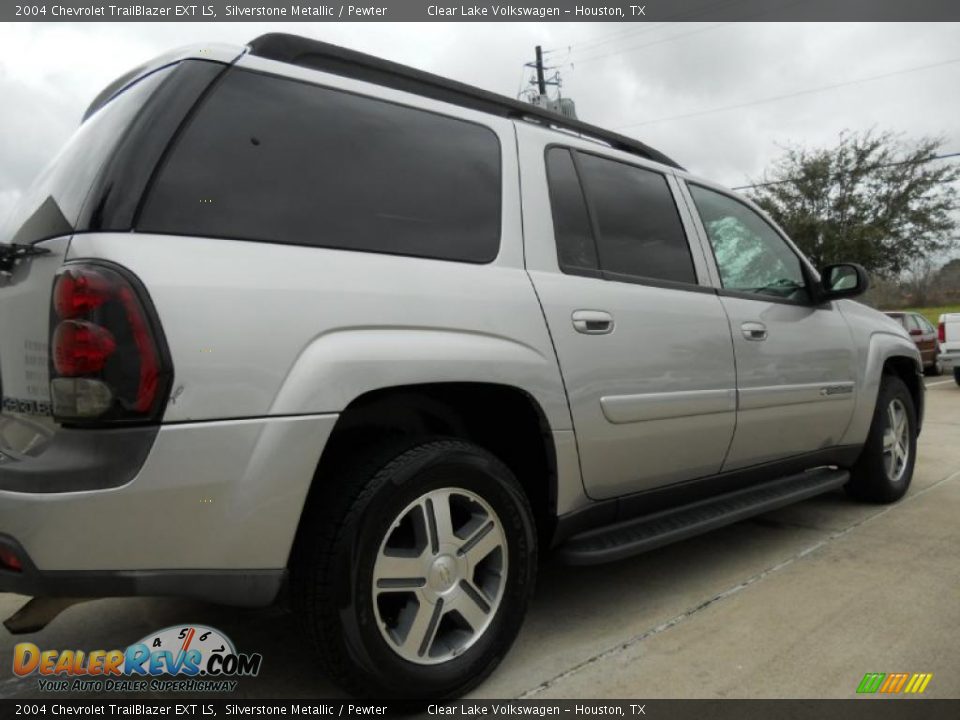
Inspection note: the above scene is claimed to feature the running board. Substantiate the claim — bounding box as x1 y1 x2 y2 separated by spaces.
561 467 849 565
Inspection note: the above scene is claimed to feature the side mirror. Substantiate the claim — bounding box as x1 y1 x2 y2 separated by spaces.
909 328 923 337
818 263 869 301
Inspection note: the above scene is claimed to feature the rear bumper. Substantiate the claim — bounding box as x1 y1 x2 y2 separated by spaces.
0 413 338 605
0 425 159 493
0 534 283 606
939 349 959 371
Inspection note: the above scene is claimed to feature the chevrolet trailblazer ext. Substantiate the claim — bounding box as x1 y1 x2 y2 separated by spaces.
0 35 924 698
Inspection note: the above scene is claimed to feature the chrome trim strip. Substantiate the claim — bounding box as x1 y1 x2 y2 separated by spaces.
739 381 856 411
600 388 736 424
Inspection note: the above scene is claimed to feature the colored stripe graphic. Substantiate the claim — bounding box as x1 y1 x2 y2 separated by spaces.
857 672 933 694
880 673 909 693
904 673 934 694
857 673 885 693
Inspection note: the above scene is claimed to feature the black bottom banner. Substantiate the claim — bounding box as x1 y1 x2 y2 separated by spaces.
1 700 958 720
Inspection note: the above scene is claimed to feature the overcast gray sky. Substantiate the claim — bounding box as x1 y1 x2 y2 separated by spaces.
1 21 959 237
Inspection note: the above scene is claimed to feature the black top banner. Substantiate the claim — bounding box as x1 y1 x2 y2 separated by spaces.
4 0 960 22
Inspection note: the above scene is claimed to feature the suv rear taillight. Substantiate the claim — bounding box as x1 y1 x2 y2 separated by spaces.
49 263 171 425
0 546 22 573
938 321 946 344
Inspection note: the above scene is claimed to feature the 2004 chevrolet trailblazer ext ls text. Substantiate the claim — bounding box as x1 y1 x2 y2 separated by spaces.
0 34 923 698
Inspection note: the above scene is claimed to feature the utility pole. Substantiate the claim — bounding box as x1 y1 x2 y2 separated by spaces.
535 45 547 96
521 45 577 119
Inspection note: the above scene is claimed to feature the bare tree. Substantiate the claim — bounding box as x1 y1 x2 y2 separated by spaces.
936 258 960 300
863 276 906 309
902 256 941 307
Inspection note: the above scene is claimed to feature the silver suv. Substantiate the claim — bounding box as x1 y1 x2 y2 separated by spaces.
0 34 924 698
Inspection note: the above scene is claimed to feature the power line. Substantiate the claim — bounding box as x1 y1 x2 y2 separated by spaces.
573 22 733 65
542 0 758 57
515 62 529 100
615 56 960 130
546 0 755 56
564 0 808 65
543 22 673 55
730 152 960 191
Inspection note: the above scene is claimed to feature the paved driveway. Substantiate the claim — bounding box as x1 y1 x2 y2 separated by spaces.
2 376 957 699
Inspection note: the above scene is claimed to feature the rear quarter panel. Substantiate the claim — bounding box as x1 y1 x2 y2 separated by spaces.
64 233 570 432
941 313 960 352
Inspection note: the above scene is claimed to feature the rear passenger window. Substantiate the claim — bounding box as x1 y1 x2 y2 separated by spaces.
138 69 502 263
545 148 599 275
576 153 696 285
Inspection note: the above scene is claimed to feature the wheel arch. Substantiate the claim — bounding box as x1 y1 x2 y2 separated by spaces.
288 381 564 564
841 330 924 446
881 355 924 434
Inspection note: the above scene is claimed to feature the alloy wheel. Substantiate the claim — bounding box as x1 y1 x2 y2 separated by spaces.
882 398 910 483
372 488 508 665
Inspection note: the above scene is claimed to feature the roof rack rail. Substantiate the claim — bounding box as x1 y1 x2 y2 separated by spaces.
246 33 683 171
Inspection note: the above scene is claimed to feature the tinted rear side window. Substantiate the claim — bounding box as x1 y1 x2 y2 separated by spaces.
576 153 696 285
1 66 172 246
138 69 502 262
545 147 599 275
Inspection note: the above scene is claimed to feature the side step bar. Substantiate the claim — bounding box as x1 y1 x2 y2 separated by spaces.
561 467 849 565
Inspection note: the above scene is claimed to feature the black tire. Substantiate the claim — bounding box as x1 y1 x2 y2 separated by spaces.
845 375 917 504
290 438 537 698
954 367 960 387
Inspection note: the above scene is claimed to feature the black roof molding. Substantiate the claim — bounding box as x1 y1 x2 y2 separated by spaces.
247 33 683 171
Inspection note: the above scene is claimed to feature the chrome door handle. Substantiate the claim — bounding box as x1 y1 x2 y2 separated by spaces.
572 310 614 335
741 321 767 341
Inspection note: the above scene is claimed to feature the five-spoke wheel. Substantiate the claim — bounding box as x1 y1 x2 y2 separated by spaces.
847 374 917 504
881 398 910 484
373 488 508 664
292 439 536 698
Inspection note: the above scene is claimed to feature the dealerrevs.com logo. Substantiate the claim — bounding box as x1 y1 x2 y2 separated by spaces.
13 625 262 693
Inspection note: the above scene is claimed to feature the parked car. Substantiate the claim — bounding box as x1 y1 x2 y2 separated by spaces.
938 312 960 385
884 311 941 375
0 34 925 698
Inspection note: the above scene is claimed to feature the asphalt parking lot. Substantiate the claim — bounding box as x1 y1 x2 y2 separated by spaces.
1 375 958 700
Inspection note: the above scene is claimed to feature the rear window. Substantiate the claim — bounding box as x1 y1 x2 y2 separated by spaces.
138 69 503 263
1 66 172 245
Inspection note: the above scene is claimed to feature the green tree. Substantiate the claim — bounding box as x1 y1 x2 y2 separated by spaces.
748 130 959 277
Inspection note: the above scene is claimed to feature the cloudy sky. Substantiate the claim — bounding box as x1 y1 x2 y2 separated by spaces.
1 21 959 239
